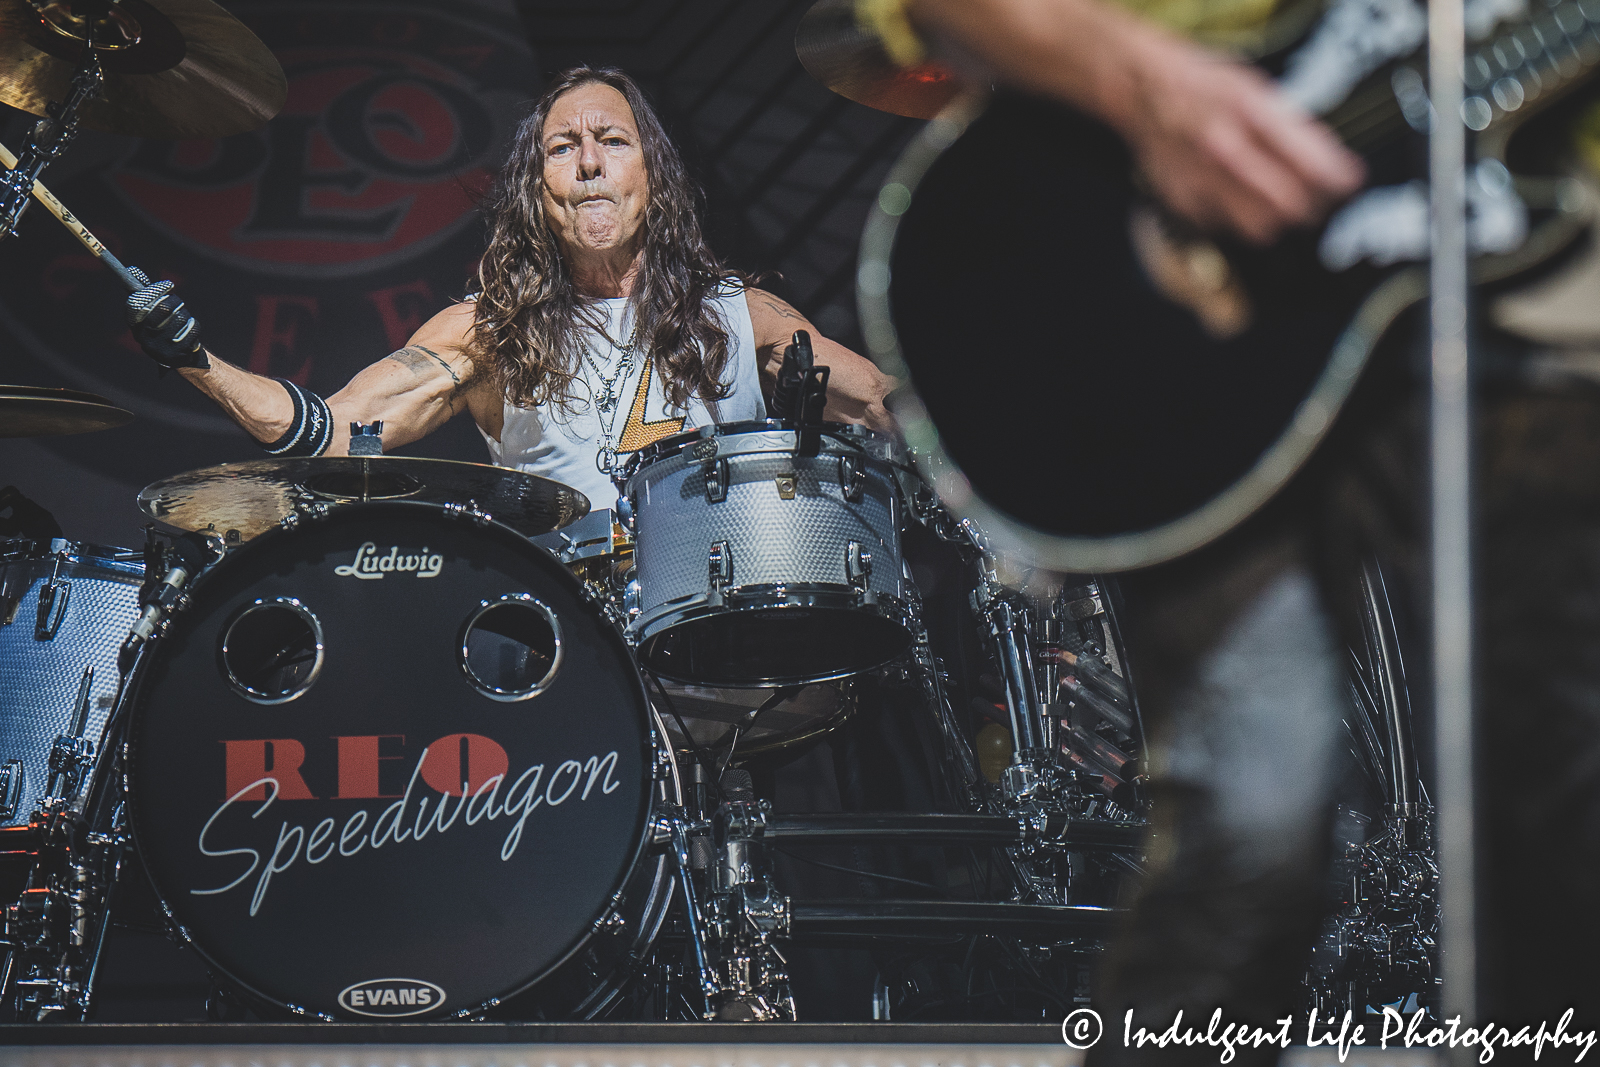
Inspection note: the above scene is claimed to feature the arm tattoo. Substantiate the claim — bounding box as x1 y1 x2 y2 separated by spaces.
763 299 804 322
385 345 462 387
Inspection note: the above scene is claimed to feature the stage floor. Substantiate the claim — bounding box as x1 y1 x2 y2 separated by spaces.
0 1025 1442 1067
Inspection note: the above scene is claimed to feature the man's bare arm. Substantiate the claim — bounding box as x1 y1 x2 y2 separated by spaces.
177 303 479 456
907 0 1365 244
746 289 897 434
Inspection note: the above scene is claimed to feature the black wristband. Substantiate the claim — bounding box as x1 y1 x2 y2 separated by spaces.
263 379 333 457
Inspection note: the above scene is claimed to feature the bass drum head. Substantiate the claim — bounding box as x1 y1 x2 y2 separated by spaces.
128 503 655 1020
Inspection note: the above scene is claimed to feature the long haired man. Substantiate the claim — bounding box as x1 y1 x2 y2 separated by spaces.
127 66 894 508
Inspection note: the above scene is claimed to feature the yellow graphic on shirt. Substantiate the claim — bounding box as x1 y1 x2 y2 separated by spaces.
616 354 688 452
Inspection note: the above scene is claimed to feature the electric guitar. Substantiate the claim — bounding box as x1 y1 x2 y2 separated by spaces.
859 0 1599 572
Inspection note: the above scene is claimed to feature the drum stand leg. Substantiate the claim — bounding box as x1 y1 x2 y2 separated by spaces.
663 801 796 1022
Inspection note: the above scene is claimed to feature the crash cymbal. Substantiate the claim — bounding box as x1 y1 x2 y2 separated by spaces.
0 0 285 139
138 457 591 542
0 384 132 437
796 0 964 119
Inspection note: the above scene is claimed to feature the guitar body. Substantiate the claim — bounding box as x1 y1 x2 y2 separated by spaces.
863 34 1597 572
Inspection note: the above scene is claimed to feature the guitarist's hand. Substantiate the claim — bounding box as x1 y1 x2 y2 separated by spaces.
1112 35 1365 244
909 0 1365 244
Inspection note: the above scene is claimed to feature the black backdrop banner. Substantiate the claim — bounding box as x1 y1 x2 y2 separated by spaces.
0 0 537 544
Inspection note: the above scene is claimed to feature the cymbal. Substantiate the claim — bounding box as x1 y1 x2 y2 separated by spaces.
0 384 132 437
137 457 591 542
796 0 964 119
0 0 285 139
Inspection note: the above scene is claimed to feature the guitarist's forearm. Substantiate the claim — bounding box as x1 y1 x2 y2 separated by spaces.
907 0 1179 138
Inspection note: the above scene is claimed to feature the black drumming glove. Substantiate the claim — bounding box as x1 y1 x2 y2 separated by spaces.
126 267 207 370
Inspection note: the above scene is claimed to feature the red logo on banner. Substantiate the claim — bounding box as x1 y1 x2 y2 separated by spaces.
112 47 495 272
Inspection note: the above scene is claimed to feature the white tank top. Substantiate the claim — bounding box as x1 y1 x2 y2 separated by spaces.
479 283 766 512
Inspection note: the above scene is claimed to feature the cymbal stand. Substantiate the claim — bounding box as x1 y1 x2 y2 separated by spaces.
0 34 105 241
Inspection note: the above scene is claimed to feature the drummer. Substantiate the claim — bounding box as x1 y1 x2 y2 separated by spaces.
121 66 896 510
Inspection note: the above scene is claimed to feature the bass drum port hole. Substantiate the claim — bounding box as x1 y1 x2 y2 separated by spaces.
459 595 562 702
220 598 325 705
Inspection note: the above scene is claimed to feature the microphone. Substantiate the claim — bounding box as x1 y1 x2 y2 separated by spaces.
771 330 813 422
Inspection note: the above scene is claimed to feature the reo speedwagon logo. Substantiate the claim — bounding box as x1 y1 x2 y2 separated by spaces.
194 733 622 915
339 978 445 1018
334 542 444 578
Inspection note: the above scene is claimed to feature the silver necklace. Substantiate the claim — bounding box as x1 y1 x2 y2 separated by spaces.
583 319 642 474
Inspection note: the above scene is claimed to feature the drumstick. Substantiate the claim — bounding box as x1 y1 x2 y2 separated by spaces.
0 139 140 292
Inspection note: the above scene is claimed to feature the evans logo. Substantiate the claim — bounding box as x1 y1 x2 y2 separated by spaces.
338 978 445 1017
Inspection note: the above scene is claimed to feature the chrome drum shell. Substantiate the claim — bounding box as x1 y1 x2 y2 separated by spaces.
0 538 143 826
622 422 913 686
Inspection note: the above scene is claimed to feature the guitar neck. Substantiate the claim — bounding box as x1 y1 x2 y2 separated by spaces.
1323 4 1600 157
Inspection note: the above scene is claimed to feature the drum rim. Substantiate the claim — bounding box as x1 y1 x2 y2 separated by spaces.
122 498 665 1021
0 536 144 575
624 419 905 474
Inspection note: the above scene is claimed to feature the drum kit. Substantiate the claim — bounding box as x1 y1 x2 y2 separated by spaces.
0 0 1432 1028
0 411 1148 1022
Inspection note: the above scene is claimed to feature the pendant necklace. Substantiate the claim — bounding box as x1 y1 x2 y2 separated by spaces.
584 318 642 474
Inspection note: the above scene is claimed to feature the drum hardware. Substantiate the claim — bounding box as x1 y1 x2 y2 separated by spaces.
706 541 732 607
662 811 720 1019
703 459 729 504
347 422 384 457
0 0 286 139
40 667 96 804
0 0 285 242
0 25 104 240
839 455 867 502
0 530 217 1021
32 560 70 641
1306 561 1437 1018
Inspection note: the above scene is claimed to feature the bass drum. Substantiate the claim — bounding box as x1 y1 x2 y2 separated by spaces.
127 502 674 1020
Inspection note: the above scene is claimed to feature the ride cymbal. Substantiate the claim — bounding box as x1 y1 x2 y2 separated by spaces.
0 0 285 138
796 0 964 119
138 456 591 541
0 384 132 436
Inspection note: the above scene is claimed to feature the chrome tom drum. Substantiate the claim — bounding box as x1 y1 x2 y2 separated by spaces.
0 538 144 826
621 421 913 686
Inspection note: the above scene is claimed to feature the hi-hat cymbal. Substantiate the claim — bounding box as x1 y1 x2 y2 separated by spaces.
0 0 285 139
796 0 965 119
138 457 591 542
0 384 132 437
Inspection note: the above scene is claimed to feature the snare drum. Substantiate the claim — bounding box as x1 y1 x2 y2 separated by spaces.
621 421 914 686
125 502 675 1020
0 538 144 826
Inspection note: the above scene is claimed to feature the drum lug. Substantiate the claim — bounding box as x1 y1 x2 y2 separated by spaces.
708 541 733 606
846 541 875 605
0 759 22 820
34 574 70 641
443 499 492 526
838 455 866 502
702 459 729 504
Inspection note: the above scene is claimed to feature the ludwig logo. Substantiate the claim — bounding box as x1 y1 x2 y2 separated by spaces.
338 977 445 1017
334 542 443 579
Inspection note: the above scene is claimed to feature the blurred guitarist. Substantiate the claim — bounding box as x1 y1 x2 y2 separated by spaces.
863 1 1383 1059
